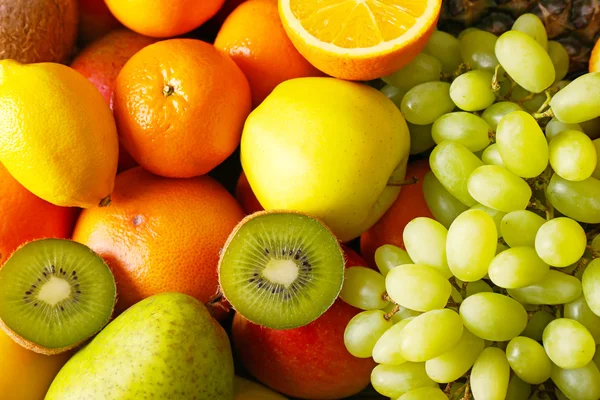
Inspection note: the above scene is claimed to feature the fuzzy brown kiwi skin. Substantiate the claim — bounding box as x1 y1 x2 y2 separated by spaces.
0 238 118 356
0 0 78 64
217 209 346 321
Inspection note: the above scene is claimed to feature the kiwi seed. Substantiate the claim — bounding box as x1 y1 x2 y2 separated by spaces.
0 238 116 355
218 211 345 329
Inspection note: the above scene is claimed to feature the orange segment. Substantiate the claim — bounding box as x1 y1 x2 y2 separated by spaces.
280 0 441 80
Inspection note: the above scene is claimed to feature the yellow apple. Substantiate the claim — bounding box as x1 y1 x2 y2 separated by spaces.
241 77 410 242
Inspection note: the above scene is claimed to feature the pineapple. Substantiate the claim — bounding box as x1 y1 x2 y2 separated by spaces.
439 0 600 74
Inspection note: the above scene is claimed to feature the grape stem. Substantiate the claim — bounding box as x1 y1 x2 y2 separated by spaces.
488 129 496 143
383 304 400 321
449 277 467 298
570 258 590 277
461 381 471 400
535 90 554 114
444 382 454 396
532 108 555 120
491 65 502 94
387 176 418 186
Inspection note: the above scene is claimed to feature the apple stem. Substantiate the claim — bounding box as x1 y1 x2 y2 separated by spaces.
98 195 112 207
387 176 418 187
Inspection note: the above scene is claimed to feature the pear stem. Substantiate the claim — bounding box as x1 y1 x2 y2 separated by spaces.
387 176 418 187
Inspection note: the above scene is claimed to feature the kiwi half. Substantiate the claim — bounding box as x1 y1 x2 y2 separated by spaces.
218 211 345 329
0 238 116 355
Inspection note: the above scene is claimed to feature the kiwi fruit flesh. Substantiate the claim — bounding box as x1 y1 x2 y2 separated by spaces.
0 238 116 355
218 211 345 329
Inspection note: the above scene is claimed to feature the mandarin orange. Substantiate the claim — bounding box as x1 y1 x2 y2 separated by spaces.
0 163 77 266
215 0 324 107
235 172 264 215
113 39 251 178
360 159 434 266
104 0 225 38
72 167 245 314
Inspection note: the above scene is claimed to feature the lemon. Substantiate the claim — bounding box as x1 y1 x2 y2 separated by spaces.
241 77 410 242
0 60 118 208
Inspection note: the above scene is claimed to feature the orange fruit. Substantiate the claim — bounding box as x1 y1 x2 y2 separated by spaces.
72 167 245 314
113 39 251 178
0 163 77 266
215 0 324 107
278 0 441 80
104 0 225 38
360 159 434 266
235 172 264 215
591 39 600 72
71 29 157 173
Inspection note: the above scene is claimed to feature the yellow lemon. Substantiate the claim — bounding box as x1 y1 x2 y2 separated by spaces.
0 60 118 208
241 77 410 242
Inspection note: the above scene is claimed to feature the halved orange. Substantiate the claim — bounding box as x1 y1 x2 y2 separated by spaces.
591 39 600 72
279 0 442 81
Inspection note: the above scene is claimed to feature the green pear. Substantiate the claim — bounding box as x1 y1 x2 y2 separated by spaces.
45 292 234 400
241 77 410 242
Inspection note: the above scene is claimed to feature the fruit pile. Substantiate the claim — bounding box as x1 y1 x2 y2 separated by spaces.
1 0 600 400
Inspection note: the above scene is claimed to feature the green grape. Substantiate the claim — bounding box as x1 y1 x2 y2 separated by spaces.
547 174 600 223
422 171 469 229
380 84 407 108
511 13 548 50
551 362 600 400
550 72 600 123
403 217 451 278
423 30 462 74
505 376 532 400
522 310 555 341
401 82 454 125
593 139 600 179
385 264 451 312
501 210 545 248
506 336 552 384
488 246 549 289
510 85 548 113
594 345 600 366
374 244 413 277
549 130 597 181
398 309 464 362
425 328 484 383
481 144 505 167
459 292 527 341
407 122 436 155
564 295 600 344
508 270 582 305
431 112 491 152
466 280 493 297
482 101 523 131
496 110 549 178
339 267 388 310
372 317 414 365
496 241 509 255
458 27 480 40
545 118 582 142
467 165 532 212
495 30 555 93
543 318 596 369
582 259 600 316
383 53 442 92
430 141 483 206
582 116 600 139
592 234 600 252
459 29 499 73
547 41 570 83
398 387 447 400
535 217 587 267
470 203 505 237
446 209 497 282
370 362 437 398
343 309 393 358
449 70 495 111
470 347 511 400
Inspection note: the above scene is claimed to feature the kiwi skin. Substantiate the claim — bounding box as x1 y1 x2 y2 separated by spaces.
0 239 117 356
217 210 345 328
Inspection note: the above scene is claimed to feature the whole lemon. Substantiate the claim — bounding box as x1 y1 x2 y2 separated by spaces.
0 60 119 208
241 77 410 242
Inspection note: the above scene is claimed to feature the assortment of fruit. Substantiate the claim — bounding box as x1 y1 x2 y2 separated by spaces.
1 0 600 399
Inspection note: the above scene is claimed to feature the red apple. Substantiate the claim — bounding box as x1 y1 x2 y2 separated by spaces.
77 0 122 44
71 29 156 172
231 249 376 399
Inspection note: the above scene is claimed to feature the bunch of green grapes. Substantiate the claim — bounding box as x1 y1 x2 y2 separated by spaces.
339 13 600 400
